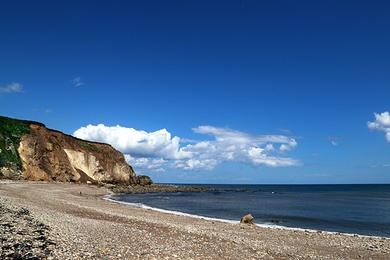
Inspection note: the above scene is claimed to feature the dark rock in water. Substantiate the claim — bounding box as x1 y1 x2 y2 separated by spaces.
271 219 280 224
240 214 254 224
109 184 214 194
137 175 153 186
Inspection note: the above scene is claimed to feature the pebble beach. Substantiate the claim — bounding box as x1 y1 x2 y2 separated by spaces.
1 181 390 259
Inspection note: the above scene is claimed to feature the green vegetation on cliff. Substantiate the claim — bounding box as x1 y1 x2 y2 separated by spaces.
76 140 100 153
0 116 32 169
0 115 143 185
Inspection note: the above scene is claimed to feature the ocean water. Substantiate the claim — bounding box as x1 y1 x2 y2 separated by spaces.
111 184 390 237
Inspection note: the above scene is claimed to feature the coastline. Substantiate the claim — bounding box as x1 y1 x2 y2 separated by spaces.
104 194 390 241
1 181 390 259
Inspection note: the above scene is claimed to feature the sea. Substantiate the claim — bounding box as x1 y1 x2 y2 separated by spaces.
108 184 390 237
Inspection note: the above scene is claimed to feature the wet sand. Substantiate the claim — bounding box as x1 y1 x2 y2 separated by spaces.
1 181 389 259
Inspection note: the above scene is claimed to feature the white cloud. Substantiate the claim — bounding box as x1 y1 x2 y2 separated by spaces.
330 140 338 146
73 124 299 172
173 159 219 171
265 144 275 151
370 163 390 168
0 82 23 93
125 155 167 172
368 112 390 142
71 77 84 87
182 126 298 168
247 147 297 167
74 124 191 159
328 136 340 146
279 144 291 152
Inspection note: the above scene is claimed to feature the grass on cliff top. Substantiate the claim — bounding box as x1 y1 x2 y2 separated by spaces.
0 116 32 169
76 140 100 153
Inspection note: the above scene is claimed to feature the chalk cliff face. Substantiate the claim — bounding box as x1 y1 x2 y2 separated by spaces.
0 116 142 184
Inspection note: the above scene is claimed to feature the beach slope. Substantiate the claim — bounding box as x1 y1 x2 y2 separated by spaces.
1 181 389 259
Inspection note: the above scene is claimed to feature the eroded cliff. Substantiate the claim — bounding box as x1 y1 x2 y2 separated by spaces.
0 116 143 184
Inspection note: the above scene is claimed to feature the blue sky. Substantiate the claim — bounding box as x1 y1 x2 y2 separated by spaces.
1 0 389 184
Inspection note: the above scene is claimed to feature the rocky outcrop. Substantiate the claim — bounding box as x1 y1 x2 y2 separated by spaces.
0 116 142 185
136 175 153 186
110 184 214 194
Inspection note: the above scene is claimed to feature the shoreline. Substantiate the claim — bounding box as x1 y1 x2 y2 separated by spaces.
107 183 214 193
1 181 390 259
104 194 390 241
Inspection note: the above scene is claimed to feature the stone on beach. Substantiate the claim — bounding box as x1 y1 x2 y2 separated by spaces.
240 214 254 224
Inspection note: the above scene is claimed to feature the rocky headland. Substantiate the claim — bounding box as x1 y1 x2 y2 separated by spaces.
0 115 147 185
0 115 214 194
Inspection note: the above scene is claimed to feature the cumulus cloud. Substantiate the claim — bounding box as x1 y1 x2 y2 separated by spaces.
71 77 84 87
368 112 390 142
73 124 299 172
74 124 191 159
0 82 23 93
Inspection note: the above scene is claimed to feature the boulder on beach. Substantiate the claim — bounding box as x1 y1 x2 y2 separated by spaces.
240 214 254 224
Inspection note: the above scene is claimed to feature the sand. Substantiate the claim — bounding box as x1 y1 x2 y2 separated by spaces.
1 181 389 259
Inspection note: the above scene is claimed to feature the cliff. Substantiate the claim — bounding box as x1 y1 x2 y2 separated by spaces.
0 116 149 185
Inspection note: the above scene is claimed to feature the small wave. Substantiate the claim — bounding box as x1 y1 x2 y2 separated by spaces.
104 195 238 224
103 195 390 240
